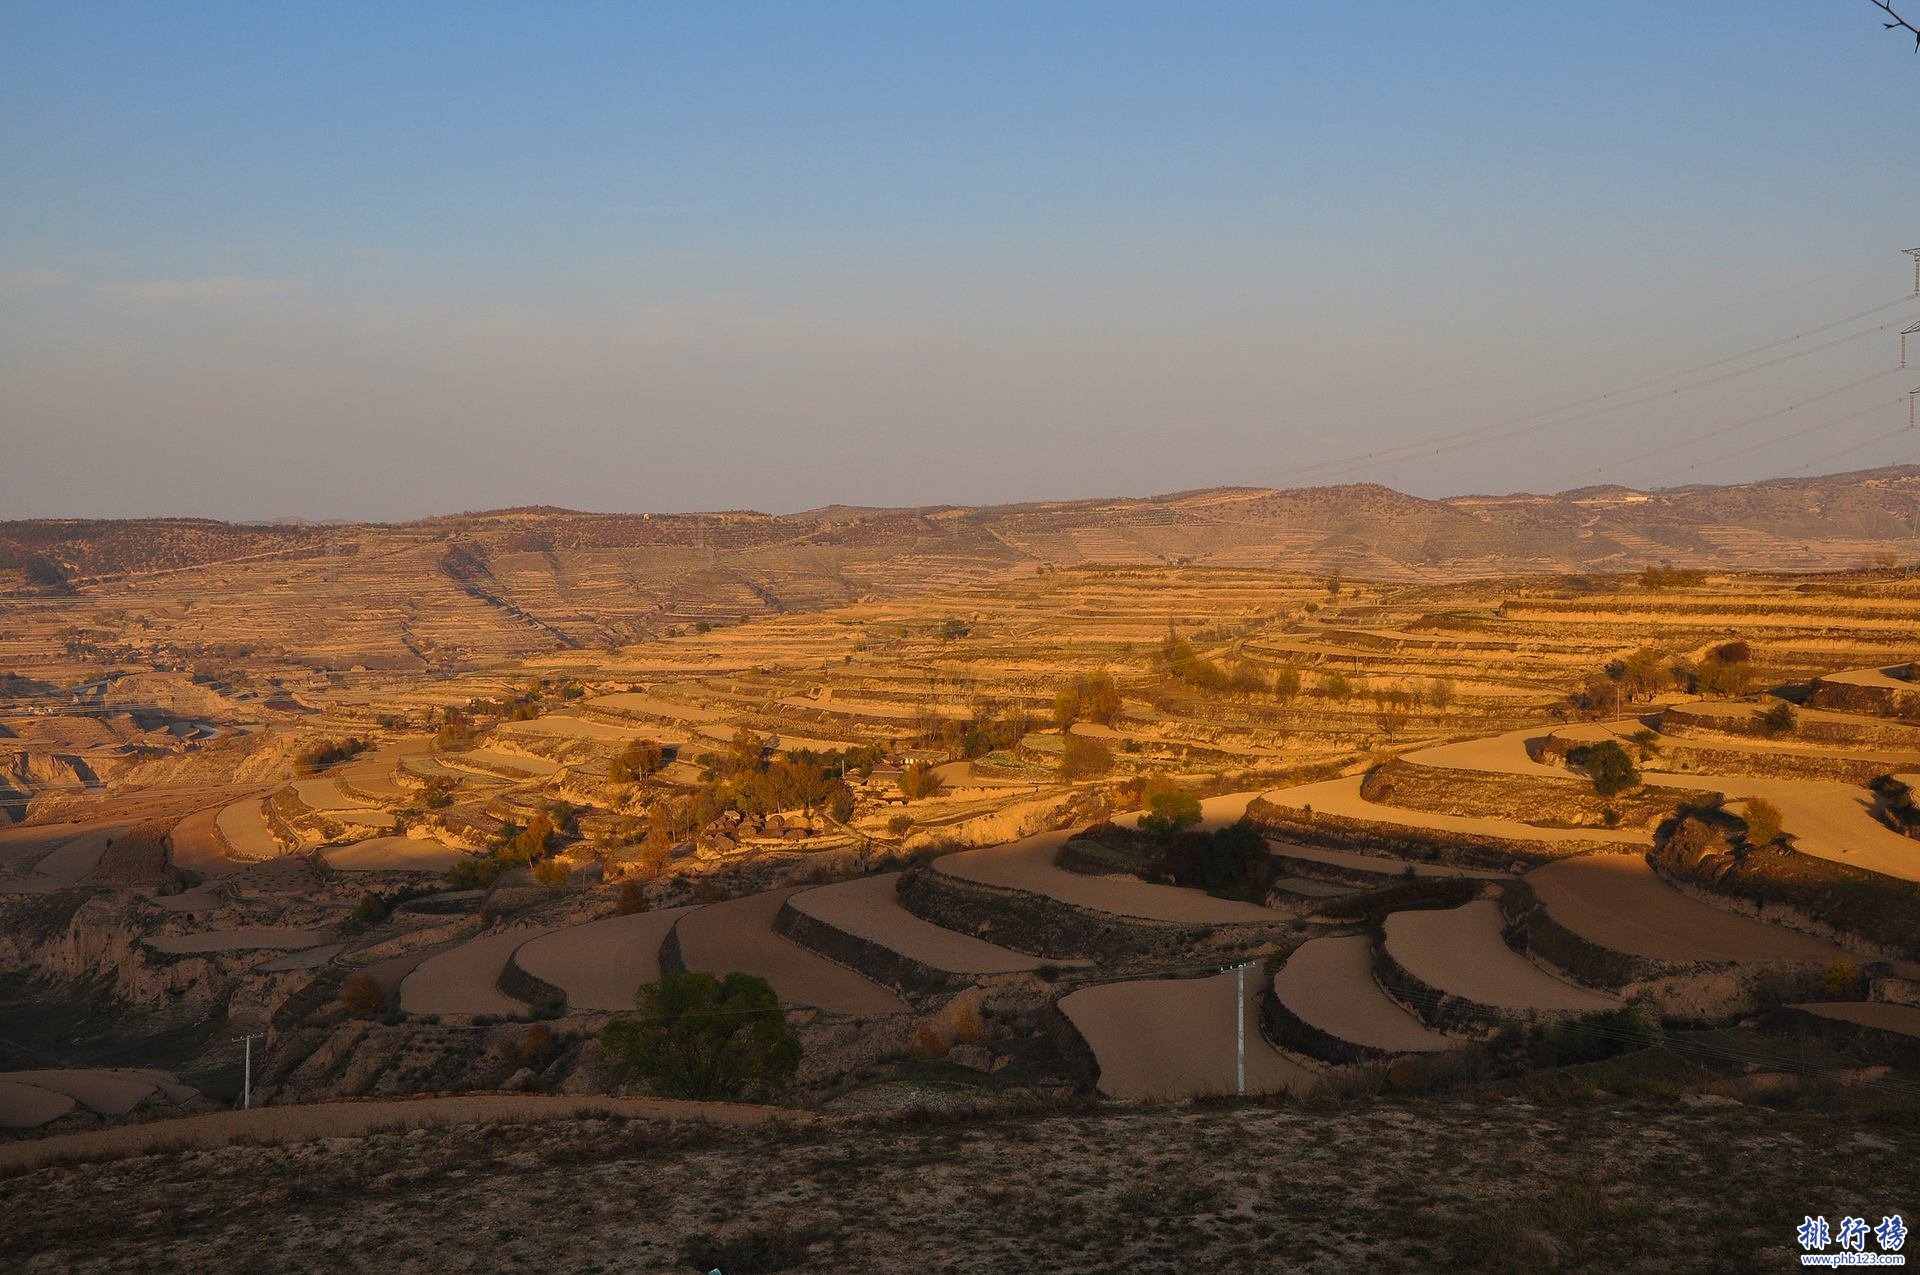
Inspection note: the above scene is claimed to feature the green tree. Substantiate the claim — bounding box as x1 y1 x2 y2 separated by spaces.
1759 702 1798 736
1138 789 1202 841
600 970 800 1101
1581 739 1639 796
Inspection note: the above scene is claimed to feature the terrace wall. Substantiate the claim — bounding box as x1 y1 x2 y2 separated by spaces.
1244 796 1613 871
1360 758 1695 830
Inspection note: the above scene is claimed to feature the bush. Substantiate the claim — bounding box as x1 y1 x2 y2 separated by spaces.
615 881 650 914
1822 959 1864 999
1580 739 1639 796
531 857 571 887
338 972 384 1015
1741 797 1785 847
909 1024 951 1061
498 1023 559 1068
1157 820 1271 900
353 891 389 926
1760 702 1798 736
1138 789 1202 841
1640 564 1706 589
1535 1006 1659 1067
886 813 915 837
447 855 506 891
600 970 800 1100
897 762 944 801
1059 734 1114 780
292 736 366 776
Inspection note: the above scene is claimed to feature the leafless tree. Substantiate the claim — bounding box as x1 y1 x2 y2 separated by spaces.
1872 0 1920 50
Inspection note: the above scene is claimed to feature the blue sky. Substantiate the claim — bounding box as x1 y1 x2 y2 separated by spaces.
2 2 1916 519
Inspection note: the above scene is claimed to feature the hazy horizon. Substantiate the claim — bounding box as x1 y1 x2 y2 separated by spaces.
4 3 1917 522
7 459 1920 529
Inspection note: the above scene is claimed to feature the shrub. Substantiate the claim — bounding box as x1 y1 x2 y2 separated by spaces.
1059 734 1114 780
447 855 506 891
1271 664 1303 702
1822 959 1864 999
1158 820 1272 900
1580 739 1639 796
615 881 649 914
1138 788 1202 841
1640 564 1706 589
338 972 384 1015
1760 702 1798 736
292 736 367 776
1535 1006 1660 1067
1741 797 1785 847
825 780 856 822
353 891 389 926
910 1024 951 1061
886 813 915 837
601 971 799 1100
897 762 944 801
951 1006 985 1045
531 857 571 887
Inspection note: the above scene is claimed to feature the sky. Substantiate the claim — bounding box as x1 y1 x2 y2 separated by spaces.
2 1 1917 522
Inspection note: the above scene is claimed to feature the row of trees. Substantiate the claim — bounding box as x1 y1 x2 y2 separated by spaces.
1572 641 1758 715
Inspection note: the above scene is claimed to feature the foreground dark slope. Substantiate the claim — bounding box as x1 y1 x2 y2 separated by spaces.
4 1092 1914 1273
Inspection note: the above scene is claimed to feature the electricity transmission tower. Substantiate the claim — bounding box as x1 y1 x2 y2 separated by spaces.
1902 319 1920 369
1907 247 1920 296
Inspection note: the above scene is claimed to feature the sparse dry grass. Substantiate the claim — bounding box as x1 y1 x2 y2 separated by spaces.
2 1090 1914 1273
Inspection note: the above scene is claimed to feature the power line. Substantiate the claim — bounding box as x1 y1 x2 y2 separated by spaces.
1259 297 1917 489
1544 367 1902 489
1666 396 1905 476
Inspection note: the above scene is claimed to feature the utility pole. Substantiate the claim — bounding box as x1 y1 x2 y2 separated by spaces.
1231 960 1256 1099
234 1033 264 1110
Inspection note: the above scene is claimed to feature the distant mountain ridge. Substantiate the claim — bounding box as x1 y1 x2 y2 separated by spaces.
2 467 1916 654
6 465 1918 585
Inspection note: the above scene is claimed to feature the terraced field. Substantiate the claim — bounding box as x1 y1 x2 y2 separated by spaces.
1382 899 1619 1016
0 1069 198 1130
1060 971 1315 1099
1525 854 1845 963
936 827 1279 924
398 926 556 1017
670 888 907 1016
785 873 1041 974
513 908 695 1012
7 552 1920 1125
1272 934 1452 1055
